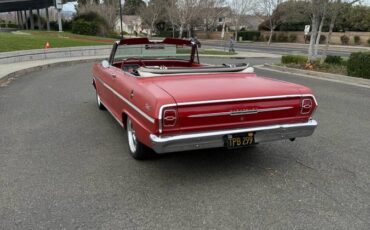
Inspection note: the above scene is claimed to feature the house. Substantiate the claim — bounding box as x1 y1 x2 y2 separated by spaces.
115 15 144 35
226 15 265 31
239 15 265 31
212 10 264 32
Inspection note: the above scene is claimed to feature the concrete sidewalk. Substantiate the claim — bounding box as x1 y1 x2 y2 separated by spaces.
202 39 370 52
0 56 105 84
256 64 370 89
0 46 111 64
200 50 280 58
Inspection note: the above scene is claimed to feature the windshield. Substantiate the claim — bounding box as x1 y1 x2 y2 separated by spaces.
113 44 194 62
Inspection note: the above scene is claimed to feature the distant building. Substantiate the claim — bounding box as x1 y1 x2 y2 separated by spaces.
0 2 76 24
239 15 265 31
0 12 17 24
115 15 145 35
198 7 264 32
225 15 265 31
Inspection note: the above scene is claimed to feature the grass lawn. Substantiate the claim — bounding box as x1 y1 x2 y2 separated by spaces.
0 31 115 52
280 54 350 76
283 63 347 75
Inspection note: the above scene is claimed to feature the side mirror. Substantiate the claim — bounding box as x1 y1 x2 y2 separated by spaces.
101 60 110 68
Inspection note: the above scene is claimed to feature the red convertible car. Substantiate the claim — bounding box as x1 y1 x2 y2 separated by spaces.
92 38 318 159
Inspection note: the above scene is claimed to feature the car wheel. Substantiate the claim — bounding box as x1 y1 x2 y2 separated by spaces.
96 92 105 110
126 117 152 160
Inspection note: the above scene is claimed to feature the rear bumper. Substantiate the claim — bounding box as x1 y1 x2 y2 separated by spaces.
150 119 317 154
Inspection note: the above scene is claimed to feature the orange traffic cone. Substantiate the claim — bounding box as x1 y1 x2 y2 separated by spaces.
44 42 51 49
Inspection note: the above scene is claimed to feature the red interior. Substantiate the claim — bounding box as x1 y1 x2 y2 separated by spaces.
113 60 204 69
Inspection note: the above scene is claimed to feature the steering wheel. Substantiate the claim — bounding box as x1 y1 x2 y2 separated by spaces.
123 57 146 67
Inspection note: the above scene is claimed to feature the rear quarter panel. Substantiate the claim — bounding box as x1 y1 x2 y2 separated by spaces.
93 64 177 147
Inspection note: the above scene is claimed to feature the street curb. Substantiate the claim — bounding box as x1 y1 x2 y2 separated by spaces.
201 40 370 52
0 46 111 64
255 64 370 89
0 58 103 86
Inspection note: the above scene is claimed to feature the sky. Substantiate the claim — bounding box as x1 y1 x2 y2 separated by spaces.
62 0 370 13
62 1 77 12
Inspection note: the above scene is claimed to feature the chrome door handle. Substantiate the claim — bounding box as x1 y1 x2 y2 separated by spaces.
111 73 116 78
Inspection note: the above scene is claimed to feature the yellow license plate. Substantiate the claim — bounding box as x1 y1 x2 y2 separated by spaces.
225 132 255 148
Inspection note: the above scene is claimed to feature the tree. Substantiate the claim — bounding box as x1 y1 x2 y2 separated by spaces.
257 0 283 45
165 0 179 38
258 1 311 32
347 5 370 31
313 0 329 57
307 0 328 62
335 3 370 32
123 0 146 15
139 0 165 37
229 0 255 40
198 0 227 38
76 2 117 34
176 0 201 38
320 0 362 63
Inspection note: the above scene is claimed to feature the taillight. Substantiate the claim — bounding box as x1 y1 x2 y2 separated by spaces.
163 108 177 127
301 98 313 114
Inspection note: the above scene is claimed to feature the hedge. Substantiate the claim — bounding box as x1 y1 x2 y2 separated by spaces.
72 19 98 36
50 20 72 31
354 36 361 45
158 30 186 38
281 55 308 65
72 11 108 36
325 55 343 65
288 34 297 42
340 35 349 45
238 31 261 41
347 52 370 78
0 23 18 28
307 34 326 44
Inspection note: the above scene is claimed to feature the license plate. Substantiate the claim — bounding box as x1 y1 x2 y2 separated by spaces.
225 132 255 148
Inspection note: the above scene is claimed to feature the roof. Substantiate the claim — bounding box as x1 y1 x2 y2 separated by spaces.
0 0 55 13
122 15 141 26
240 15 265 30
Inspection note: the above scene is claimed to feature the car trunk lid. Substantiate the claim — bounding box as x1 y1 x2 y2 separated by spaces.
151 73 311 133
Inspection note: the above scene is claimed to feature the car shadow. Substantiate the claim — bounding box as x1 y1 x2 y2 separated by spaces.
142 143 297 184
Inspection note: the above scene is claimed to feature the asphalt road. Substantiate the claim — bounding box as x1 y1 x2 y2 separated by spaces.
202 42 355 57
1 58 370 229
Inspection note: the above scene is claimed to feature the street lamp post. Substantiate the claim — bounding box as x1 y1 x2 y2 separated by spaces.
119 0 124 38
55 0 63 32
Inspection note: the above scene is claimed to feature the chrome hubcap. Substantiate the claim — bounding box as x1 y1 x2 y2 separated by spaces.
127 118 137 153
97 93 101 106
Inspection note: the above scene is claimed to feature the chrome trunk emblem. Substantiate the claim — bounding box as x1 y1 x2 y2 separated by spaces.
188 106 294 118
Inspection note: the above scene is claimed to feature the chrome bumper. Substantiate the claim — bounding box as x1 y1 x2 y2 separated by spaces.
150 120 317 154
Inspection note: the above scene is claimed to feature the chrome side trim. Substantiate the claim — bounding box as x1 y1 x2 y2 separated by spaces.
176 94 317 107
94 76 155 124
188 106 294 118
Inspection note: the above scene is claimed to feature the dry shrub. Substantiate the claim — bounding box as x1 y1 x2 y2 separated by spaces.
77 3 117 33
